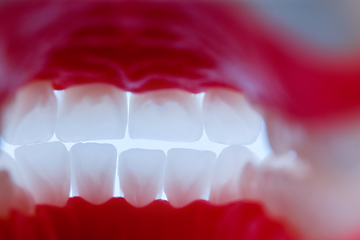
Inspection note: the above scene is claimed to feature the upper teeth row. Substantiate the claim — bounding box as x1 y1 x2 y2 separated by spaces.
1 81 263 146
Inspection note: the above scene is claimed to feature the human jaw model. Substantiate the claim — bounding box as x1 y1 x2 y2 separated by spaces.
0 1 360 240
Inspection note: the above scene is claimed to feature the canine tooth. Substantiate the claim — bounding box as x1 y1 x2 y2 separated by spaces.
128 90 203 142
202 88 262 145
56 83 127 142
209 146 260 205
1 81 57 145
70 143 117 205
15 142 71 207
118 149 166 207
0 152 34 217
164 148 216 208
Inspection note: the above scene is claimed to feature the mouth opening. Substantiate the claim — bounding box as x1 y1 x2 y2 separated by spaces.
1 1 360 240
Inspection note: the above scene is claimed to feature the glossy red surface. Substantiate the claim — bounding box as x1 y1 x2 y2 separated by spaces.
0 1 359 119
0 197 297 240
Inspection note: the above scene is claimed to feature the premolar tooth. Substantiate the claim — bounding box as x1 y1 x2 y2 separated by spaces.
0 152 34 217
1 81 57 145
164 148 216 208
56 83 127 142
15 142 71 207
209 145 260 205
128 89 203 142
70 143 117 205
118 149 166 207
202 88 262 145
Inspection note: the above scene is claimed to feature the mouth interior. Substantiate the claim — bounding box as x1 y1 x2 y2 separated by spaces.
0 83 299 240
0 82 272 200
1 1 360 240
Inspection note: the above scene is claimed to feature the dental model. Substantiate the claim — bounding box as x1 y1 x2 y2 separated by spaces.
0 1 360 240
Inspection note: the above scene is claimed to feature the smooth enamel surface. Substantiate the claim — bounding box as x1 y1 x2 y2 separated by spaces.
56 83 127 142
264 111 306 155
1 81 57 145
202 88 262 145
118 148 166 207
0 151 35 217
129 90 203 142
209 146 260 205
70 143 117 205
164 148 216 208
15 142 71 207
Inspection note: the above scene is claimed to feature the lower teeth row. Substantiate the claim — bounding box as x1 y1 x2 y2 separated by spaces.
1 141 263 209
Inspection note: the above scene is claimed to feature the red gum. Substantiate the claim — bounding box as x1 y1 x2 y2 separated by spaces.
0 1 359 239
1 1 360 119
0 197 298 240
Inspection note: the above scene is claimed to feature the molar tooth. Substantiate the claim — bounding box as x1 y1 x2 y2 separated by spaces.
128 89 203 142
255 153 310 217
264 110 306 155
56 83 127 142
0 152 34 217
202 88 262 145
1 81 57 145
118 149 166 207
15 142 71 207
244 153 360 240
0 151 24 187
164 148 216 208
209 145 260 205
70 143 117 205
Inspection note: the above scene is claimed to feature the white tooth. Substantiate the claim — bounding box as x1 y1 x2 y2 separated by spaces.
128 89 203 142
0 151 23 186
15 142 71 207
209 145 260 205
70 143 117 205
246 153 360 240
118 149 166 207
56 83 127 142
239 161 259 201
1 81 57 145
164 148 216 208
202 88 262 145
264 110 306 155
0 151 34 217
255 153 309 216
